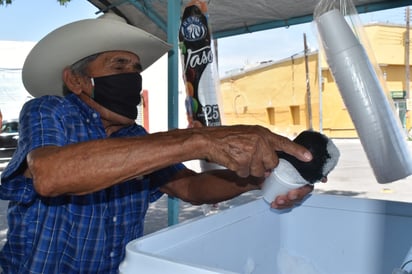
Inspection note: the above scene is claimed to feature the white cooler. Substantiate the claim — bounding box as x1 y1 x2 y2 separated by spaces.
119 194 412 274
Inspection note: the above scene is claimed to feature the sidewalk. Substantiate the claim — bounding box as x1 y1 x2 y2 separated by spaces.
314 139 412 203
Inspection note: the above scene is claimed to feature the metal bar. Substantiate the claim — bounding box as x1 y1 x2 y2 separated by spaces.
304 33 313 130
94 0 129 14
213 0 412 39
126 0 167 33
405 6 410 101
213 15 314 39
94 0 167 32
318 50 323 133
167 0 181 226
356 0 412 14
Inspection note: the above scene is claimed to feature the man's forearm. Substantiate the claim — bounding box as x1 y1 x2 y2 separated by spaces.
26 129 207 197
162 169 263 205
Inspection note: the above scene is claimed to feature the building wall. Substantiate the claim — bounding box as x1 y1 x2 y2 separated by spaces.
0 41 35 120
221 53 321 138
220 24 412 138
367 24 408 66
320 68 358 138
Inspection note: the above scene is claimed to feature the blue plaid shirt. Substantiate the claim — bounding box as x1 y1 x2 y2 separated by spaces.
0 94 184 273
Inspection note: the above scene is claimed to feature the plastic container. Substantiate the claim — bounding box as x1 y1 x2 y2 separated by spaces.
119 194 412 274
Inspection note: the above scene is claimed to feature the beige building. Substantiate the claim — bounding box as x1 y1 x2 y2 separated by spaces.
220 23 412 138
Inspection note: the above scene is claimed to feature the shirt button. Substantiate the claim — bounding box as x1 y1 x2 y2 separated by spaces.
86 119 90 123
112 216 117 223
110 251 115 257
92 113 98 119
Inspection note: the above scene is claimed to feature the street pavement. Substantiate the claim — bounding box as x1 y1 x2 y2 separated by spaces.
1 139 412 248
314 139 412 203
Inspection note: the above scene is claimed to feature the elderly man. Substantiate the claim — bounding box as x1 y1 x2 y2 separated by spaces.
0 13 316 273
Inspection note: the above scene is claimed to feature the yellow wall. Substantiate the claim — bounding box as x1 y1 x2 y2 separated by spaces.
220 23 412 138
320 69 358 138
367 24 408 66
221 54 320 138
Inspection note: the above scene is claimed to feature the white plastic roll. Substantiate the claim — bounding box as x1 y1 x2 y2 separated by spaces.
316 9 412 183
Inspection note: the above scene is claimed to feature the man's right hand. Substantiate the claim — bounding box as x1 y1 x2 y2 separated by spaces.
198 125 313 178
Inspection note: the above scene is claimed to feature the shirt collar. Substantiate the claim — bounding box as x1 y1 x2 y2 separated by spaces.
65 93 102 122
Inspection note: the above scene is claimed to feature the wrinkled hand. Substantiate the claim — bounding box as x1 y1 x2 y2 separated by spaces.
202 125 312 178
270 176 328 209
269 184 314 209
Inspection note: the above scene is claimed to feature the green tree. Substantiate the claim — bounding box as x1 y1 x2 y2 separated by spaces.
0 0 71 5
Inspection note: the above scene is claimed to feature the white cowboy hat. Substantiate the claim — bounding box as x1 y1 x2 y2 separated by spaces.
22 12 172 97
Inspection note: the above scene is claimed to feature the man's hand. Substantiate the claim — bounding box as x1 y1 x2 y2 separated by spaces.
200 125 312 178
270 184 315 209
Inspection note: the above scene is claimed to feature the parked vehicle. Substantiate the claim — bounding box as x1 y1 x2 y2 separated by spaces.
0 119 19 163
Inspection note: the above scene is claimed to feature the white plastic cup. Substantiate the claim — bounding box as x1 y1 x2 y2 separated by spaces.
262 159 306 203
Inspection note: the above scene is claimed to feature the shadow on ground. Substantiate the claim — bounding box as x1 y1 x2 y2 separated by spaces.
314 189 366 197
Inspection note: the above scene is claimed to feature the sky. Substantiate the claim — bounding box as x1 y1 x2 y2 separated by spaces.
0 1 409 75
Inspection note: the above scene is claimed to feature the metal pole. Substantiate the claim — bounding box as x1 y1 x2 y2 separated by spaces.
318 51 323 133
304 33 313 130
406 6 410 101
167 0 181 226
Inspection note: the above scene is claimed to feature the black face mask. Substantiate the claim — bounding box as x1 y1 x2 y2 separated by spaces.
91 72 142 120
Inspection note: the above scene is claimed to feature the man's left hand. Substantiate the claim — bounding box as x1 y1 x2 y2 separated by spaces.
270 184 315 209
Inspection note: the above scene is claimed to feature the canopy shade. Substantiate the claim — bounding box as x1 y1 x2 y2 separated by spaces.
87 0 412 40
